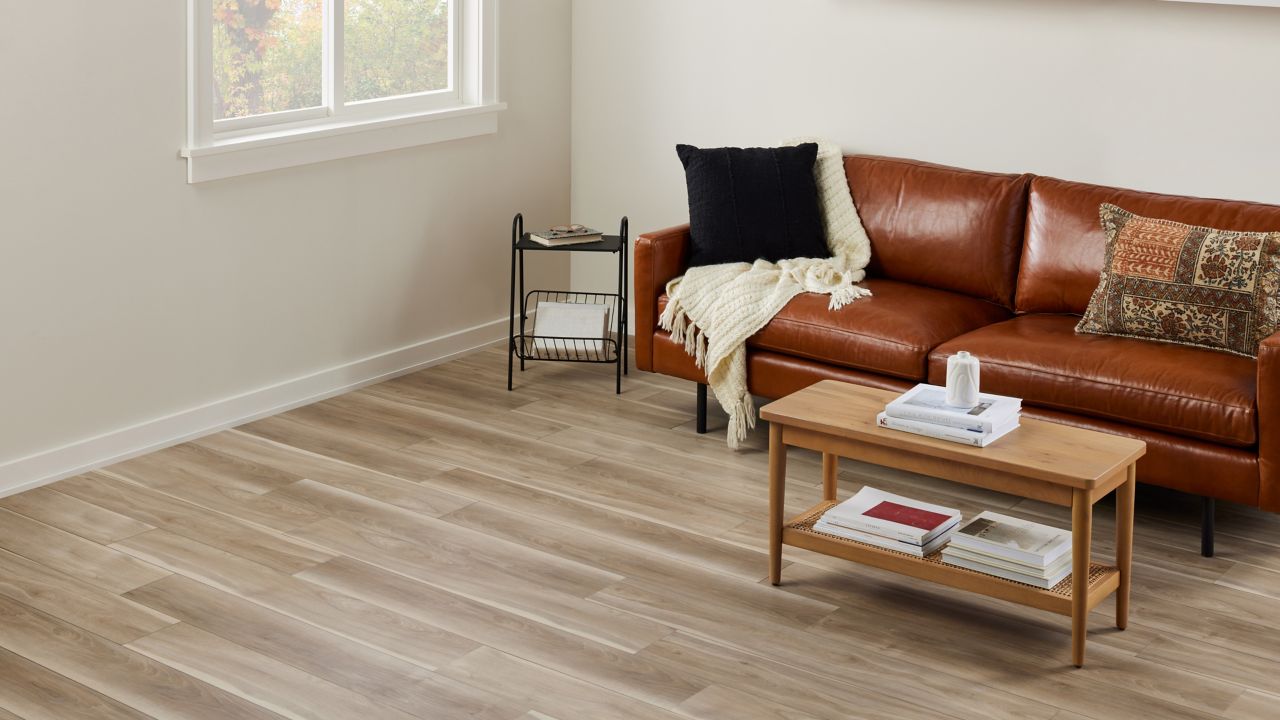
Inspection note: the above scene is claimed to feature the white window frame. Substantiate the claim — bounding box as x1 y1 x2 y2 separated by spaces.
183 0 502 183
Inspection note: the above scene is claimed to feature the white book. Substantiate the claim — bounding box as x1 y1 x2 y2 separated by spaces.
820 486 961 545
813 517 955 558
942 544 1071 579
949 511 1072 567
941 552 1072 589
532 302 610 355
884 383 1021 433
876 412 1019 448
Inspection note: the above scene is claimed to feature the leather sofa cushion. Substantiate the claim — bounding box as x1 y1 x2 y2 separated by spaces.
1017 176 1280 315
659 278 1011 381
928 314 1258 447
845 155 1031 308
649 335 914 398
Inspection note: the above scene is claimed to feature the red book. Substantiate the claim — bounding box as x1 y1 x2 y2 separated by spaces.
862 500 952 531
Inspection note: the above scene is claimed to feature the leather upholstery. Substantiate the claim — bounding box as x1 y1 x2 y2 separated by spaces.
1017 176 1280 314
1260 332 1280 512
634 154 1278 512
928 315 1257 447
846 155 1032 308
649 333 913 397
748 351 914 399
660 279 1010 380
633 224 690 372
1019 406 1259 507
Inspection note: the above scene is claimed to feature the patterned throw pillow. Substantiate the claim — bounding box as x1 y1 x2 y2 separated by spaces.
1076 204 1280 358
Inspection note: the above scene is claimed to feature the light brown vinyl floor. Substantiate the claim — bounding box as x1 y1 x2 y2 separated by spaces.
1 346 1279 719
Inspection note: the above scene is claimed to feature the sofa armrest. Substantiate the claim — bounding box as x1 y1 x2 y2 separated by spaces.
1260 331 1280 511
633 224 691 371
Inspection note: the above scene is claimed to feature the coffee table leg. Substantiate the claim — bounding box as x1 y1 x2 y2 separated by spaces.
1071 488 1093 667
822 453 838 502
1116 464 1136 630
769 423 786 586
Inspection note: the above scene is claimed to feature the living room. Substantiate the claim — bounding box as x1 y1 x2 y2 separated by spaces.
2 0 1279 717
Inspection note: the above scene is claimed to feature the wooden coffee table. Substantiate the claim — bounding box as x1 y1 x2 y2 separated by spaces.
760 380 1146 667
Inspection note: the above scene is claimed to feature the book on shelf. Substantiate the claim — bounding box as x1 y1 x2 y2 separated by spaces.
530 226 603 246
819 486 961 545
875 411 1019 448
813 516 956 558
531 301 611 355
884 383 1021 434
942 543 1071 578
948 511 1071 567
939 550 1071 589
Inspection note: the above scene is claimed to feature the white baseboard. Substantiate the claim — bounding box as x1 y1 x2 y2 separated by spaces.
0 316 511 499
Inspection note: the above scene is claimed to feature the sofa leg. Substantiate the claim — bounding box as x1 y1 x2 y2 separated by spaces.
1201 496 1215 558
696 383 708 434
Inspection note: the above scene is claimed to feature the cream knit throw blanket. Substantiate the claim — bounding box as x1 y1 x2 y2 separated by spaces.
659 139 873 448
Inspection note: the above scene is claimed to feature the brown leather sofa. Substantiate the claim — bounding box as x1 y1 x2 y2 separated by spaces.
635 155 1280 556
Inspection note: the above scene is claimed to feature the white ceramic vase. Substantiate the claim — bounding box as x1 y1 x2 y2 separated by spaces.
945 351 980 409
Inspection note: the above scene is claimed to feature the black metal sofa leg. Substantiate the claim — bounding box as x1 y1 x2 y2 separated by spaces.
696 383 708 434
1202 496 1215 558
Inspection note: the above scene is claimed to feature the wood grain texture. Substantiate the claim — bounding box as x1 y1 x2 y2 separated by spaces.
297 557 702 709
57 471 333 575
0 507 169 594
126 623 424 720
0 645 152 720
762 380 1145 487
0 346 1276 719
0 594 283 719
0 486 152 544
0 547 176 643
122 574 509 720
113 529 479 672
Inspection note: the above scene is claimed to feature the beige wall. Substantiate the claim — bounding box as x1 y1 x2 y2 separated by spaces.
570 0 1280 307
0 1 571 484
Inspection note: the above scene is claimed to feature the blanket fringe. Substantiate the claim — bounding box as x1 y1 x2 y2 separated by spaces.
660 297 711 370
728 392 756 448
828 283 873 310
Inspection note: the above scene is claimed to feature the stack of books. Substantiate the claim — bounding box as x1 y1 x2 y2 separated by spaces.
942 511 1072 588
530 225 603 246
814 486 961 557
876 383 1021 447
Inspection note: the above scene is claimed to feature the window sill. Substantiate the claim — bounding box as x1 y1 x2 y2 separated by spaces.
181 103 506 183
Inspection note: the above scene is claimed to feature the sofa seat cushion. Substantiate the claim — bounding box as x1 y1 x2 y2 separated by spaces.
658 278 1011 380
928 314 1258 447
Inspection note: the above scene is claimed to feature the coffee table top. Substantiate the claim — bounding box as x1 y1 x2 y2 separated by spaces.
760 380 1146 489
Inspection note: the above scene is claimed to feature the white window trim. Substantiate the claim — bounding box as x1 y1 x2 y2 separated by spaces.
184 0 502 183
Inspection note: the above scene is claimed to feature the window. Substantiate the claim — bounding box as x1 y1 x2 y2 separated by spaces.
185 0 500 182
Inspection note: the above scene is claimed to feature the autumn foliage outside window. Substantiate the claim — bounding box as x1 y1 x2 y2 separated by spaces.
213 0 450 121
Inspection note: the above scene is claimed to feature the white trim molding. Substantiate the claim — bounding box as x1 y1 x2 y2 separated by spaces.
182 103 505 183
0 317 510 499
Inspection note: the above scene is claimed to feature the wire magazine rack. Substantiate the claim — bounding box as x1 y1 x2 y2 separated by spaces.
507 213 628 393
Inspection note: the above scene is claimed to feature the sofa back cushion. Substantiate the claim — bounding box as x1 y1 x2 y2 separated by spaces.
1017 176 1280 314
845 155 1032 308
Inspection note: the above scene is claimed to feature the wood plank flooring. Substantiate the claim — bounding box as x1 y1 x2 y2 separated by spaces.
1 346 1279 719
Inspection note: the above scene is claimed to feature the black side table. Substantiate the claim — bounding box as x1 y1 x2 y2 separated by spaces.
507 213 628 394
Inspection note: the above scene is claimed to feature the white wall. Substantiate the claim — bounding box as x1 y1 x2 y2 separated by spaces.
570 0 1280 303
0 1 572 491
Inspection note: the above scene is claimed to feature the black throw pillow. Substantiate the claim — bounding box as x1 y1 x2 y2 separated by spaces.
676 143 828 267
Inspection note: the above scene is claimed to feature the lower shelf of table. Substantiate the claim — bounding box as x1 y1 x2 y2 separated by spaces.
783 502 1120 616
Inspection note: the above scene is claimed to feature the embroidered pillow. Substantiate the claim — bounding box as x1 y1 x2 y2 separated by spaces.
1076 204 1280 357
676 143 829 267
